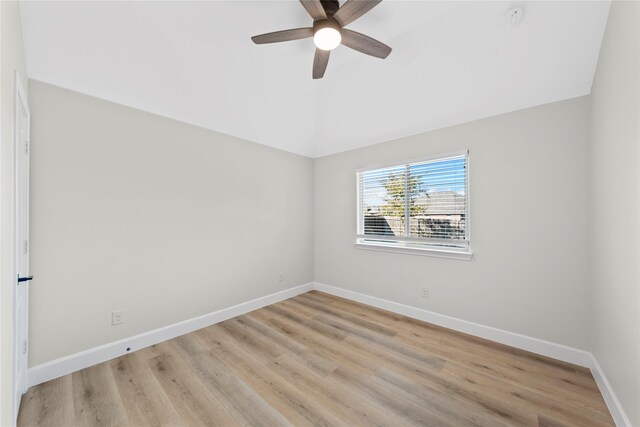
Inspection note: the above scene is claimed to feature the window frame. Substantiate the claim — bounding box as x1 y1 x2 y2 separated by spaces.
355 150 472 260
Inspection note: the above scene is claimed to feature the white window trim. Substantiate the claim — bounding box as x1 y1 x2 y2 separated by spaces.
355 150 472 260
354 150 470 174
354 241 473 260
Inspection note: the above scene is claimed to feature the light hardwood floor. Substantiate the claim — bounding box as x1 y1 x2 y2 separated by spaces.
18 291 615 427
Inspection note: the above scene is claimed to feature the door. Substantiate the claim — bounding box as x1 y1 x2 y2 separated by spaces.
14 71 31 415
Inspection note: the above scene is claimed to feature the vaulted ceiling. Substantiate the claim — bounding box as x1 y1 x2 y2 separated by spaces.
20 1 610 158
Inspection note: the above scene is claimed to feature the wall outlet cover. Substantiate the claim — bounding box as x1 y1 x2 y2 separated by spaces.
112 310 124 326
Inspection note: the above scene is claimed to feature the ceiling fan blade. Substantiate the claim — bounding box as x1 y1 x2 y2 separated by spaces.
251 28 314 44
341 29 391 59
299 0 327 20
313 48 330 79
333 0 381 27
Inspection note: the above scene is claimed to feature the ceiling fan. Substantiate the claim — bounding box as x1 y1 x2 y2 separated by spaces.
251 0 391 79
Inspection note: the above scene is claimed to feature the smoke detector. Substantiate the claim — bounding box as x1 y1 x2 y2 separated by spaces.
502 7 524 28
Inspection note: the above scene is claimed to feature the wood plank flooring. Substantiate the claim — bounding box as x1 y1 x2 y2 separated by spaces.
18 291 615 427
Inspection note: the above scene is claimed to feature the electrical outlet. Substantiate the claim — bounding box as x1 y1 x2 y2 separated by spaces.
421 287 429 299
279 273 284 282
112 310 124 326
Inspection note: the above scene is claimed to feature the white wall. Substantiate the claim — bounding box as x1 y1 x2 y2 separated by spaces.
315 96 592 350
1 1 28 425
28 81 314 367
589 1 640 425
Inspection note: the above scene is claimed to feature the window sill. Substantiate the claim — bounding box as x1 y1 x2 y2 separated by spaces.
354 242 473 260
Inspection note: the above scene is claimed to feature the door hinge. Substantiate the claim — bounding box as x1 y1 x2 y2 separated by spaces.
23 240 28 254
24 140 29 155
22 340 27 354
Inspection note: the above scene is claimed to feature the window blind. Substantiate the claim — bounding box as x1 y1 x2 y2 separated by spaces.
357 152 469 252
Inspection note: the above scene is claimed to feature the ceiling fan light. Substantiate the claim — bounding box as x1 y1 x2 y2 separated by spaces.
314 27 341 50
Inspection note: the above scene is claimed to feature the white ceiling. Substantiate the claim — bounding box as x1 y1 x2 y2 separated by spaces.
21 1 610 158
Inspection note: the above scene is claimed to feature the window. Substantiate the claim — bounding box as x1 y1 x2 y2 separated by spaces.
356 151 470 259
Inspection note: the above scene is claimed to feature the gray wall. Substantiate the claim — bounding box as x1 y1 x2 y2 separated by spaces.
28 81 314 366
589 1 640 425
1 1 28 424
315 96 592 350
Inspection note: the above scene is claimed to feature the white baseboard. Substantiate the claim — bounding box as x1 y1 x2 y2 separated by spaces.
588 354 632 427
27 282 313 388
313 282 631 427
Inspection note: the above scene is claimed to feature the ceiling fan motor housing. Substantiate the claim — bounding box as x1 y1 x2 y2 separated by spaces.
320 0 340 16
